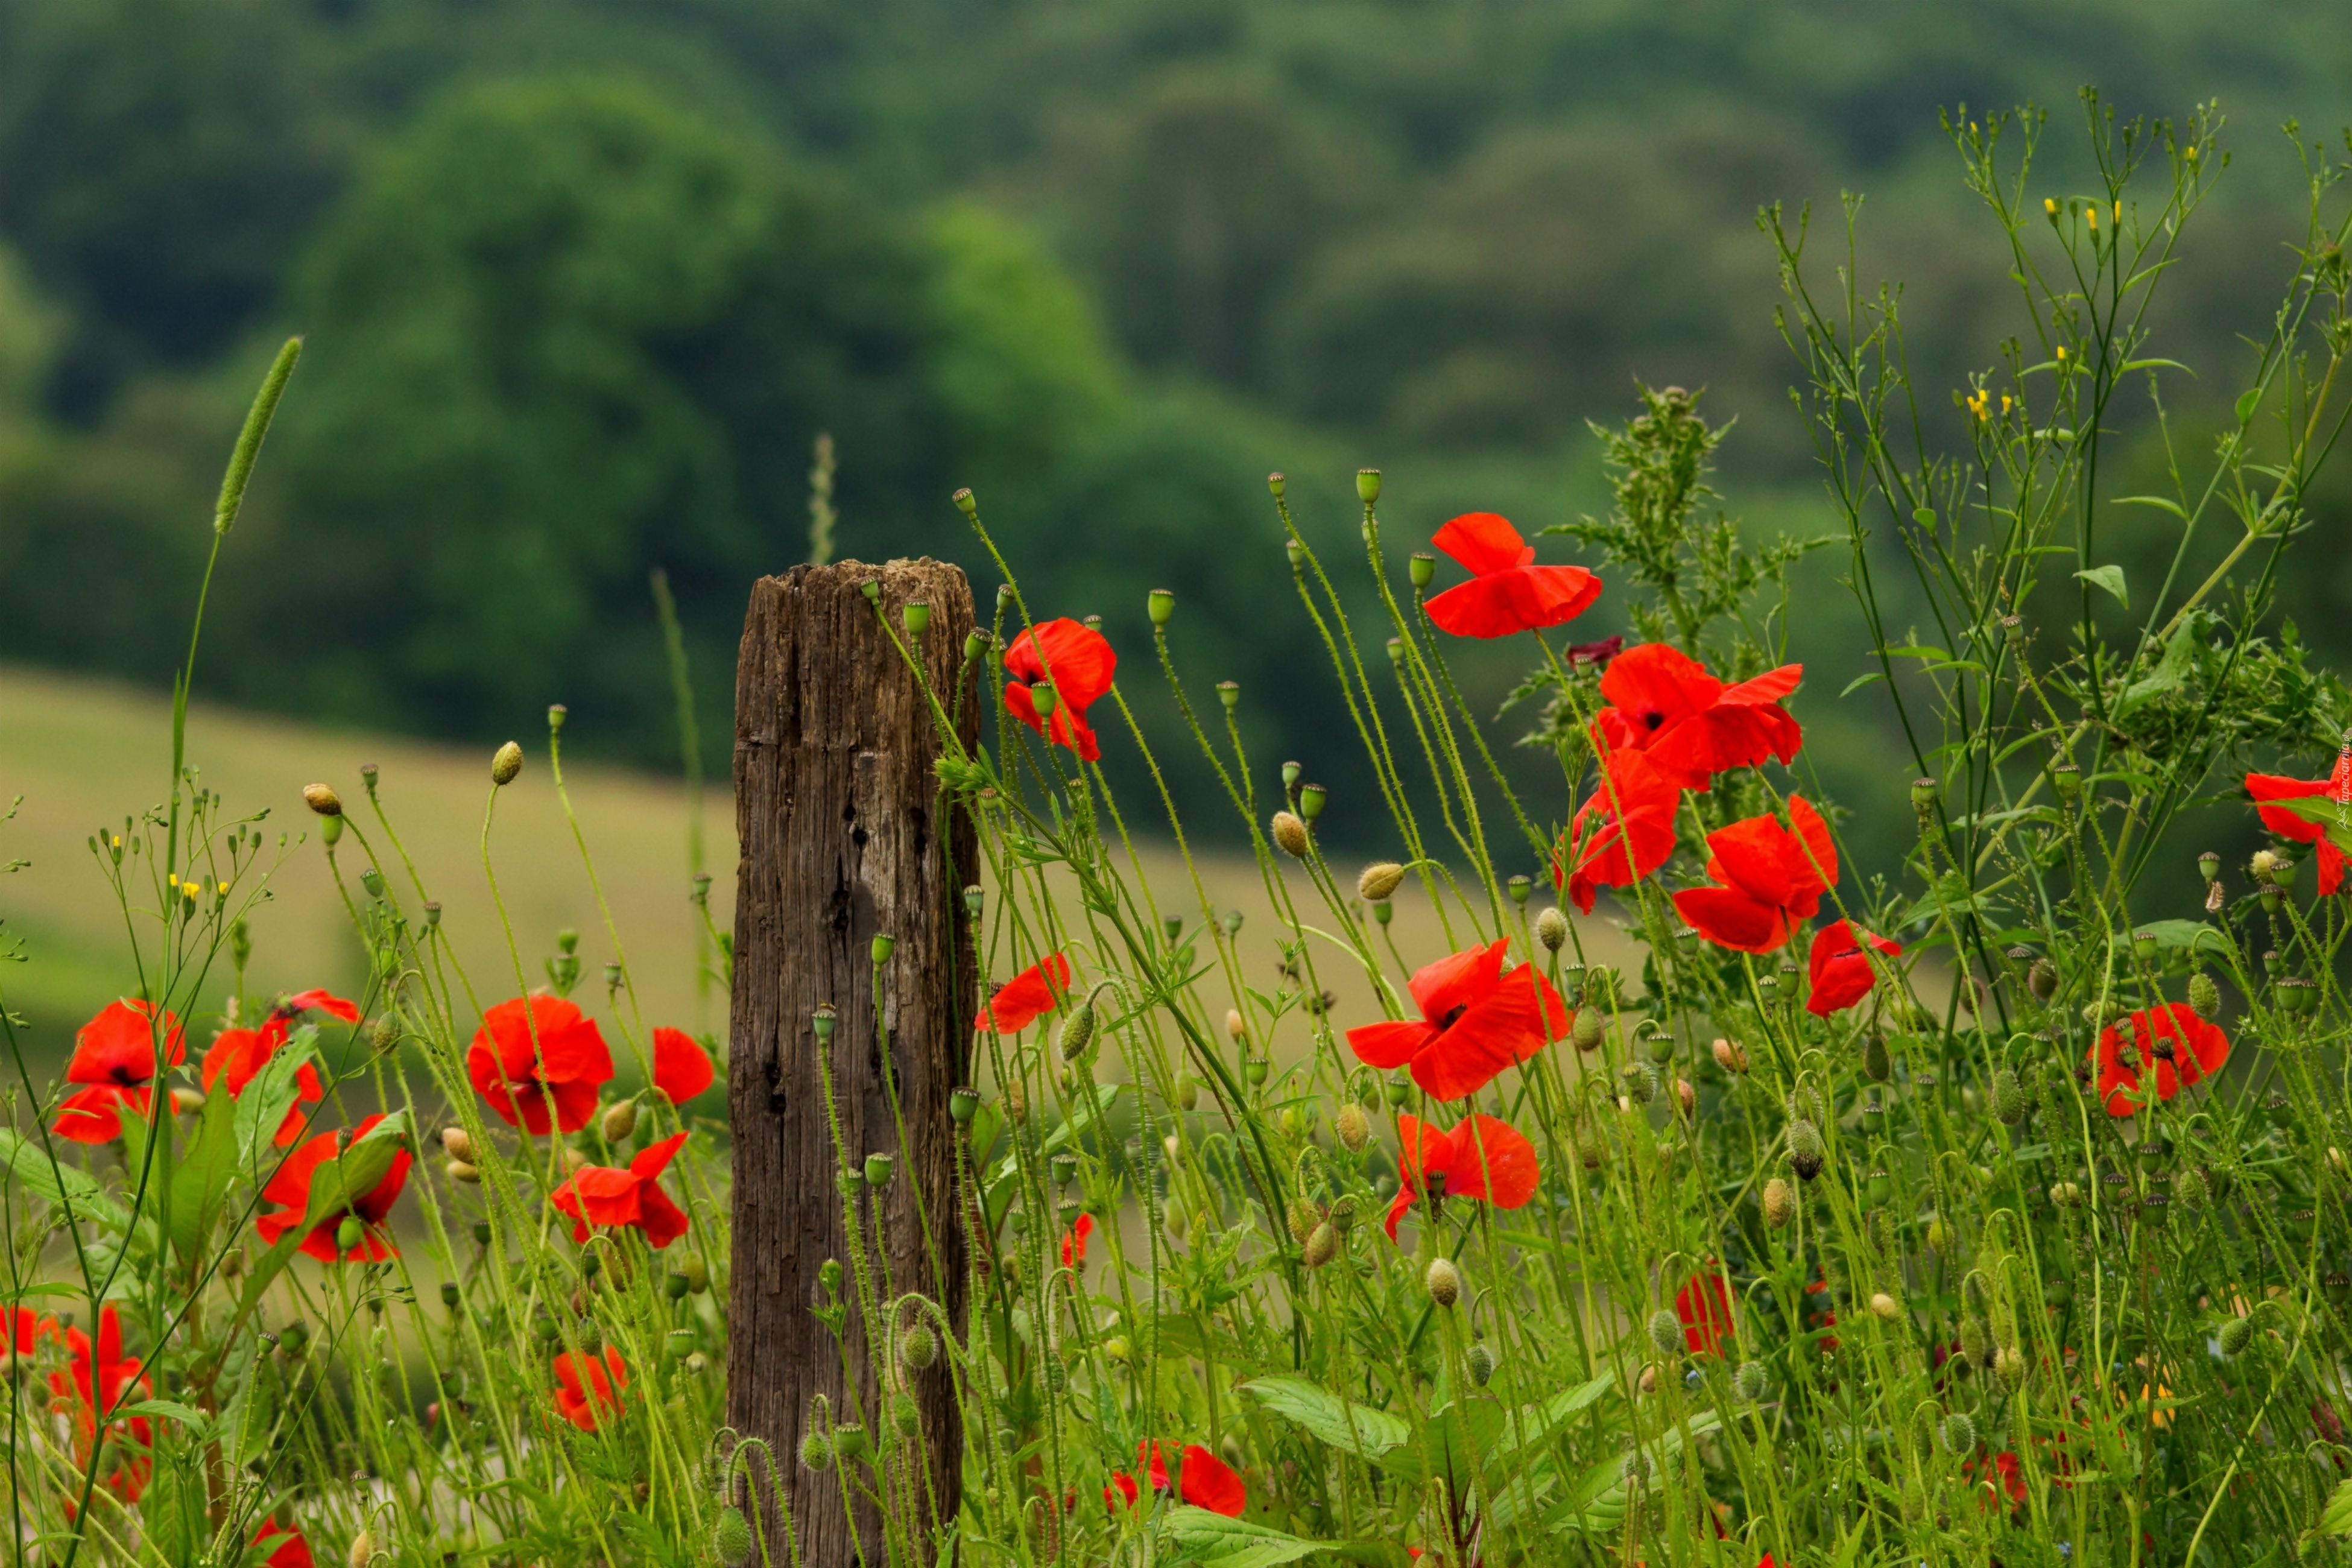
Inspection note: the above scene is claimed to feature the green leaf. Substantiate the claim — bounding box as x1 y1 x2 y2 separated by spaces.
2131 919 2233 958
1837 672 1884 698
2114 619 2202 718
1159 1507 1405 1568
0 1125 130 1231
116 1397 210 1432
1239 1375 1410 1462
233 1028 320 1169
2236 387 2263 426
2075 564 2129 609
2316 1477 2352 1538
169 1084 240 1263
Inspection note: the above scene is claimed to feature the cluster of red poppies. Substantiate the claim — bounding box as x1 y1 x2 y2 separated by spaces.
6 1303 156 1511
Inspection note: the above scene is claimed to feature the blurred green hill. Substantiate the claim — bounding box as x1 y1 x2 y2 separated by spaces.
0 0 2348 858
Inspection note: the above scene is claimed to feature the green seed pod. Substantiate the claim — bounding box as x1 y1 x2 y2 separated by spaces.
1862 1033 1892 1082
800 1430 835 1472
900 1323 938 1372
1304 1222 1339 1269
336 1215 364 1253
1535 905 1569 952
1178 1077 1200 1112
1055 997 1095 1062
1733 1361 1770 1402
1762 1178 1795 1229
1357 862 1406 902
1621 1063 1656 1105
864 1153 895 1189
1329 1195 1359 1232
2218 1315 2256 1357
832 1424 868 1465
1146 588 1174 627
1990 1069 2026 1125
2175 1166 2211 1209
1787 1119 1826 1183
949 1087 981 1125
1424 1258 1462 1308
2189 971 2221 1020
2028 958 2058 1001
1571 1005 1607 1053
1465 1341 1496 1386
1939 1413 1977 1455
1647 1309 1685 1360
712 1505 755 1567
1409 552 1436 589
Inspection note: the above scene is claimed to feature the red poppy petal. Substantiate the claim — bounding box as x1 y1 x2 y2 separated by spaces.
1178 1443 1247 1516
1674 887 1795 954
1346 1020 1435 1072
1703 814 1800 905
52 1086 128 1144
975 953 1073 1032
1382 1185 1413 1242
1720 664 1802 706
1411 979 1547 1102
1022 620 1118 710
636 1184 691 1249
548 1078 603 1136
2246 771 2332 843
282 989 361 1023
1438 1114 1538 1208
652 1028 715 1104
1786 796 1838 902
1407 940 1511 1023
1429 512 1532 575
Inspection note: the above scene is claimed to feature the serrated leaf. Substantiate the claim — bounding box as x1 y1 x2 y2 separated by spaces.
0 1125 130 1231
169 1084 239 1263
2075 564 2129 609
233 1028 319 1169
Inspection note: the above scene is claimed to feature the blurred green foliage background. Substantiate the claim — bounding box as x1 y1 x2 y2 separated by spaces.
2 0 2350 872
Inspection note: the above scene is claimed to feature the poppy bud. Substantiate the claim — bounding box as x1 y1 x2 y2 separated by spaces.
712 1507 755 1568
950 1087 980 1125
1424 1258 1461 1307
1287 1200 1315 1246
2175 1166 2210 1208
891 1391 921 1438
349 1531 375 1568
1571 1005 1607 1052
1304 1222 1339 1269
1335 1102 1369 1152
1939 1414 1976 1455
1175 1077 1199 1113
1217 680 1241 711
336 1216 364 1253
2028 958 2058 1001
1271 811 1310 858
1859 1032 1891 1083
1868 1292 1901 1322
1465 1341 1496 1386
1763 1177 1795 1228
601 1099 638 1143
485 741 525 788
1356 469 1382 504
169 1084 205 1116
1990 1069 2025 1125
1733 1360 1770 1402
1536 906 1568 952
1647 1309 1684 1360
446 1159 479 1184
2188 972 2221 1019
303 783 342 817
1993 1345 2026 1388
2218 1314 2256 1356
800 1430 835 1471
1787 1119 1825 1182
1712 1037 1748 1074
1299 783 1328 821
819 1258 842 1294
1674 1079 1695 1118
1358 862 1406 901
1055 999 1095 1062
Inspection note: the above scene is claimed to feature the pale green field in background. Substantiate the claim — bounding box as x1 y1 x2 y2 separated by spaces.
0 662 1636 1083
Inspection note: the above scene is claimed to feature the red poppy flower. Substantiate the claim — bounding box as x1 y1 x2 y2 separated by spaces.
256 1114 414 1262
52 999 185 1144
549 1132 692 1250
1962 1449 2028 1513
51 1304 152 1504
467 996 615 1136
651 1027 715 1104
1592 643 1803 790
1060 1211 1094 1271
552 1345 628 1432
1675 1269 1736 1356
2245 749 2352 894
1804 920 1902 1016
203 989 354 1147
2090 1002 2229 1118
251 1519 317 1568
1422 513 1602 638
1567 634 1626 669
1177 1443 1246 1516
1555 751 1682 914
1382 1113 1540 1241
975 952 1073 1033
1143 1440 1170 1493
6 1306 56 1365
1005 619 1117 761
1804 1278 1839 1351
1346 940 1567 1101
1672 797 1836 953
1104 1470 1139 1512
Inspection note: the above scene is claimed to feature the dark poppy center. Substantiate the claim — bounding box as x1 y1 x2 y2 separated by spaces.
1435 1004 1467 1031
1642 709 1666 731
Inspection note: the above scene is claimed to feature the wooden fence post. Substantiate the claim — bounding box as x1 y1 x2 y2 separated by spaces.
728 558 979 1567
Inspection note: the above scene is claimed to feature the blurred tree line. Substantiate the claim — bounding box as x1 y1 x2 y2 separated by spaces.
0 0 2347 860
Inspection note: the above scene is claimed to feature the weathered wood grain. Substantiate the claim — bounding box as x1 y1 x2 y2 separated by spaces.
727 558 978 1568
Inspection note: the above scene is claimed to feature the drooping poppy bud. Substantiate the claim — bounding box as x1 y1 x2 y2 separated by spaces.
1647 1309 1684 1359
1424 1258 1461 1307
1788 1119 1825 1182
1271 812 1309 858
1536 906 1568 952
1990 1069 2026 1125
1335 1102 1368 1152
2189 972 2221 1019
492 742 524 786
1763 1178 1795 1228
303 783 342 817
1358 862 1405 901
